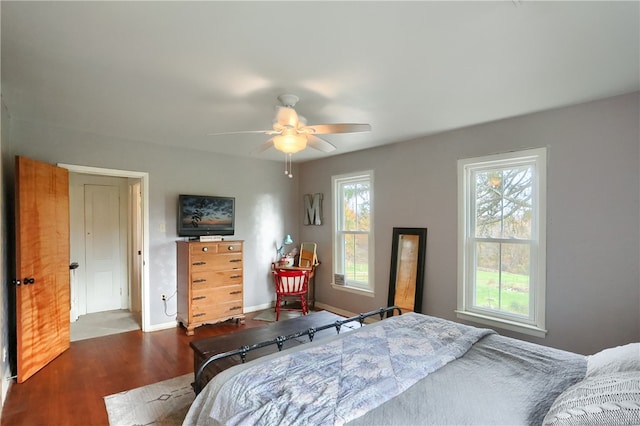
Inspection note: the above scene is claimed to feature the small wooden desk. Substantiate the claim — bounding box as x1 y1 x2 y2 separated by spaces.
273 263 319 309
190 311 354 391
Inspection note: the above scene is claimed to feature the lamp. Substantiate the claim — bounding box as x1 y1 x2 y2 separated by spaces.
273 134 307 154
276 234 294 259
273 131 307 179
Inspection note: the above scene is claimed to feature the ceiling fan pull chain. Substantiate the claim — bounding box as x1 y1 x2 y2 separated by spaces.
287 153 293 178
284 153 288 176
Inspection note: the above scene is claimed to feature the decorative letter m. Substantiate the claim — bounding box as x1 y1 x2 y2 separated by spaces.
304 193 323 225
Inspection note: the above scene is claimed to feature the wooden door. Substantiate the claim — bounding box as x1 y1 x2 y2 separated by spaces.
84 184 123 313
15 156 70 383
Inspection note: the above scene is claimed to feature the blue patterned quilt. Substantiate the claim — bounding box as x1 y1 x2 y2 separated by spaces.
206 312 494 426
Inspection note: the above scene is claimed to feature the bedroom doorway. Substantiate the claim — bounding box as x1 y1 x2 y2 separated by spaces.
60 163 150 334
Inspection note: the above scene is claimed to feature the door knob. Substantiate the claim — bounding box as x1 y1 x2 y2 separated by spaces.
23 277 35 285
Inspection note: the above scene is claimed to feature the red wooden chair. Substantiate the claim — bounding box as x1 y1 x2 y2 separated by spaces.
272 269 309 321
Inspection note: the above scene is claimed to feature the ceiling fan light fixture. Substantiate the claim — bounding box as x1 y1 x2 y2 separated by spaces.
273 134 307 154
208 93 370 163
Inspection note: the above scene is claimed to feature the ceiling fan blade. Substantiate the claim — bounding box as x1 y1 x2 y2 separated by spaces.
251 138 275 154
275 106 299 128
305 123 371 135
307 135 337 153
207 129 275 136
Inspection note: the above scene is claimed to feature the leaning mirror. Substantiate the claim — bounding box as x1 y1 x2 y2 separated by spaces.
298 242 317 267
387 228 427 314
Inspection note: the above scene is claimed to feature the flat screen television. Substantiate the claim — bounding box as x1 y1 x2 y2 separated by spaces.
177 194 235 237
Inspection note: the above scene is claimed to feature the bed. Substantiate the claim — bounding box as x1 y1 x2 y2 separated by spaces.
183 309 640 426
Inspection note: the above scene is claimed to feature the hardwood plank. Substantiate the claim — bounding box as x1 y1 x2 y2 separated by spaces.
0 311 272 426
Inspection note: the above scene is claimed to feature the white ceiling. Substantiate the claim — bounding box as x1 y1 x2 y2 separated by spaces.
2 1 639 162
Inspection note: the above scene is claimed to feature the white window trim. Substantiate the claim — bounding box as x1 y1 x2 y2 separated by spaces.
332 170 375 295
457 148 547 338
330 283 375 297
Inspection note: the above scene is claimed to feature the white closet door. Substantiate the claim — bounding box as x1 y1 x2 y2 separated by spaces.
85 184 123 313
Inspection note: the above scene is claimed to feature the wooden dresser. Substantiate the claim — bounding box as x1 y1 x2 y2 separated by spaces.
176 240 245 335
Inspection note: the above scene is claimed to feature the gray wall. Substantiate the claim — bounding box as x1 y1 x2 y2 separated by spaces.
1 93 638 358
299 92 640 355
3 120 300 326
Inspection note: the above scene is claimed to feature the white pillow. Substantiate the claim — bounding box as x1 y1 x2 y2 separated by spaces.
543 372 640 426
586 343 640 377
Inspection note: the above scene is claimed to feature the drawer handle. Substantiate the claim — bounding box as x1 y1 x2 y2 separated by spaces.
230 275 242 279
229 306 242 311
229 290 242 295
229 259 241 263
193 313 206 318
202 247 208 252
193 261 207 266
193 279 207 283
227 246 234 251
193 296 206 300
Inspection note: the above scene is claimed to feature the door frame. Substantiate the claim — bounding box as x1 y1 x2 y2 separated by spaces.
58 163 150 332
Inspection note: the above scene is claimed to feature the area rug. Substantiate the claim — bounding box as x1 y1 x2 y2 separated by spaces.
253 309 303 322
104 373 193 426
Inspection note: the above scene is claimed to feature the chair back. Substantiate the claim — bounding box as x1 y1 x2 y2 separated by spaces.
273 269 309 296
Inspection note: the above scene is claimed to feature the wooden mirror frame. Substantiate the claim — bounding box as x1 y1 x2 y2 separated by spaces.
298 242 317 267
387 227 427 314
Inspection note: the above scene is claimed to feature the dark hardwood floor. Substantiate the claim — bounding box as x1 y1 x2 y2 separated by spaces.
0 311 269 426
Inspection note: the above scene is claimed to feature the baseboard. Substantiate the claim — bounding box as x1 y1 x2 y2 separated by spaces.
314 303 385 323
247 302 360 319
244 302 275 313
142 304 381 331
245 301 359 319
314 303 356 318
143 304 276 332
144 320 178 332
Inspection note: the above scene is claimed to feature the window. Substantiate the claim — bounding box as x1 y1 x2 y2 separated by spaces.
332 171 374 294
457 148 547 337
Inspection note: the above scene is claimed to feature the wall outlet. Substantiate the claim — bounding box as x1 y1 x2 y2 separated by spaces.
161 294 166 301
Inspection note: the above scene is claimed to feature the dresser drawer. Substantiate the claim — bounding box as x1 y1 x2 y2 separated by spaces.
190 253 243 271
189 241 243 255
219 242 242 253
190 298 243 322
192 284 242 304
191 270 243 288
189 243 219 255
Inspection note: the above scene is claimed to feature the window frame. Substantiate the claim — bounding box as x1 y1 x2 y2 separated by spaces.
331 170 375 296
457 148 547 337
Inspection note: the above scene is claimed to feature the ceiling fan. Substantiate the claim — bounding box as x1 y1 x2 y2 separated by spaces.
209 94 371 177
